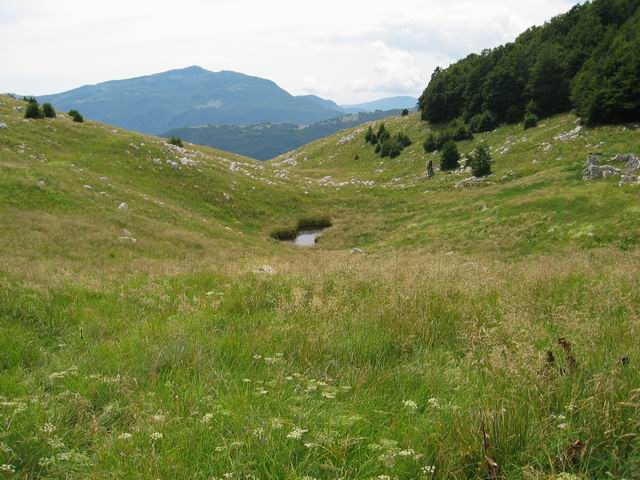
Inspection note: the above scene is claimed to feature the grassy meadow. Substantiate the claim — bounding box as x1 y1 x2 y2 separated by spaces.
1 94 640 479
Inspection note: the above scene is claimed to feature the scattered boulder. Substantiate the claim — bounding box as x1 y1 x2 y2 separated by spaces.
0 122 7 129
619 174 640 186
613 153 640 170
351 248 366 254
555 126 582 142
582 153 640 182
255 265 276 275
455 176 485 189
118 202 128 211
118 235 137 243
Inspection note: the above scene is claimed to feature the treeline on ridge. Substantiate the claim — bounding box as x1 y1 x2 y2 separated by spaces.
418 0 640 127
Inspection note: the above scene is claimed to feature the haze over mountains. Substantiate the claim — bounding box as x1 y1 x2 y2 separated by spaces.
35 66 417 135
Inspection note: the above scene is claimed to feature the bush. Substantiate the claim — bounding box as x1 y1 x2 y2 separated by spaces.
450 118 473 141
423 133 438 153
440 141 460 171
376 124 390 143
401 108 410 116
523 113 539 130
364 126 376 144
380 139 402 158
24 100 43 119
168 136 184 147
68 109 84 123
42 102 56 118
469 111 496 133
468 144 493 177
395 132 412 149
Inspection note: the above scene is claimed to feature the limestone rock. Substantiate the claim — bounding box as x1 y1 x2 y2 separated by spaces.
118 202 128 211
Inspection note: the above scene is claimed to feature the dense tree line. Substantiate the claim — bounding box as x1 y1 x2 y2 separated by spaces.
418 0 640 126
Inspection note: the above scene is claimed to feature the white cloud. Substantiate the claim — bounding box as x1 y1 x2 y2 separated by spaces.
0 0 582 103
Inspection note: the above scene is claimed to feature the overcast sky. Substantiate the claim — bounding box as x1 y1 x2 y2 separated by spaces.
0 0 581 104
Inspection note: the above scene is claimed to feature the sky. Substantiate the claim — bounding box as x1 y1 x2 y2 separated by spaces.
0 0 582 104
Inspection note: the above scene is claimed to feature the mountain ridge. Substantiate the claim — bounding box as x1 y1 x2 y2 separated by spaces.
36 66 344 134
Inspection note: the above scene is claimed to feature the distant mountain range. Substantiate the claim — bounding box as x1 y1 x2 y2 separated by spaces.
35 66 417 134
163 109 405 160
340 96 418 113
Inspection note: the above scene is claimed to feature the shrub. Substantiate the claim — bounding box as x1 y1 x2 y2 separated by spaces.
401 108 410 116
523 113 539 130
423 133 438 153
364 126 376 144
42 102 56 118
469 111 496 133
24 100 43 119
435 130 453 149
468 144 493 177
440 141 460 171
68 109 84 123
376 124 390 143
297 217 331 230
395 132 412 149
380 139 402 158
168 136 184 147
450 118 473 141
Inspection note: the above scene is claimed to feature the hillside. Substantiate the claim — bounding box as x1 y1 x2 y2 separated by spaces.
35 66 344 134
2 94 640 478
163 109 404 160
419 0 640 127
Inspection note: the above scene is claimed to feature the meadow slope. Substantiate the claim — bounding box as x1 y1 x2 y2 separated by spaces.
1 95 640 479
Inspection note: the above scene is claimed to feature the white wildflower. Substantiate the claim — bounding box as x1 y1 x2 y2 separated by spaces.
118 432 132 440
286 427 308 439
403 400 418 410
422 465 436 475
0 464 16 473
152 414 166 422
41 423 56 434
271 418 284 429
558 423 568 430
150 432 163 441
427 397 439 408
398 449 416 457
202 413 214 424
322 392 336 399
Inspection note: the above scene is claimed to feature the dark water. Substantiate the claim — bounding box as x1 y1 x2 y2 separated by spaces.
292 229 325 247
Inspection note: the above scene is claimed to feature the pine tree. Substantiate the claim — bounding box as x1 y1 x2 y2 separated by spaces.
42 102 56 118
469 144 493 177
423 133 438 153
440 141 460 171
25 100 43 119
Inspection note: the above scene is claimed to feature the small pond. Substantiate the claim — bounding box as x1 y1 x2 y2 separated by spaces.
292 229 325 247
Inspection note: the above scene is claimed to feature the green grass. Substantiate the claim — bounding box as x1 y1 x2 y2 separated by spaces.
1 95 640 478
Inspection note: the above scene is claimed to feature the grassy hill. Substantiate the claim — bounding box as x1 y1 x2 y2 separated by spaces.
1 94 640 479
162 110 404 161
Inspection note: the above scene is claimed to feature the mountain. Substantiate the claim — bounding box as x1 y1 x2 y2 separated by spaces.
419 0 640 126
295 94 344 112
36 66 344 134
340 96 418 113
163 109 403 160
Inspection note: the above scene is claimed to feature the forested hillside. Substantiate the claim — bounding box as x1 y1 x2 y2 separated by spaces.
418 0 640 127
